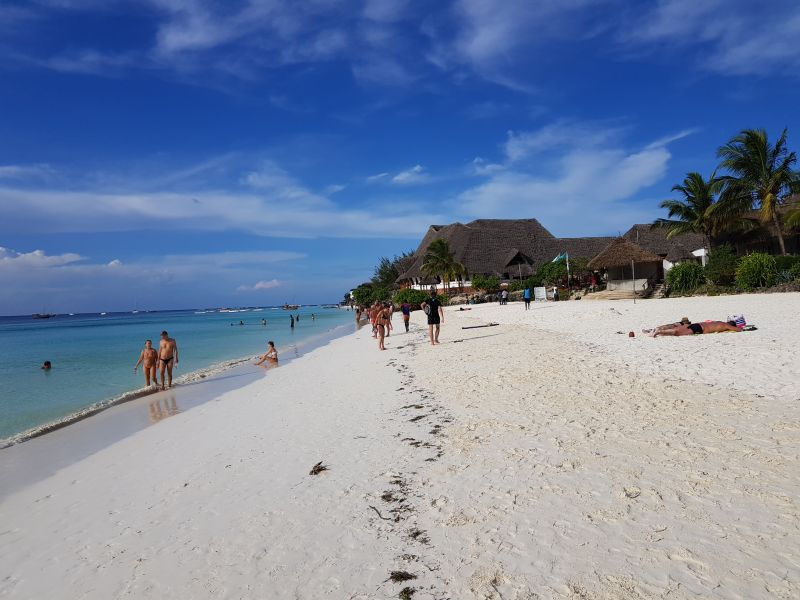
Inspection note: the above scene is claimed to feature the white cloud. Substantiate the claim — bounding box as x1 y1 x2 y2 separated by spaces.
237 278 282 291
391 164 427 185
107 259 122 267
0 159 441 239
0 164 55 180
366 172 389 183
0 247 83 268
456 121 692 235
625 0 800 76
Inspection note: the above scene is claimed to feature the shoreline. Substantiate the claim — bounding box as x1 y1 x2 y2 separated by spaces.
0 322 353 450
0 322 355 498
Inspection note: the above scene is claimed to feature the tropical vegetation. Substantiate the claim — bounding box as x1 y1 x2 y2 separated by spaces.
735 253 778 290
421 239 465 292
656 127 799 256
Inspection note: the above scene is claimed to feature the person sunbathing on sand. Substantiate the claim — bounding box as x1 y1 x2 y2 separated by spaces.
643 317 691 337
652 320 741 336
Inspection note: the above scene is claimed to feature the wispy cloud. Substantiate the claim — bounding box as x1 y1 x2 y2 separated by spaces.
237 278 282 291
455 120 689 235
0 246 83 268
0 159 442 239
0 163 55 181
391 164 427 185
624 0 800 76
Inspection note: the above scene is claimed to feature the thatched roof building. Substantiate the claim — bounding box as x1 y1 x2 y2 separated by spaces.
397 219 613 283
587 237 663 269
622 225 705 259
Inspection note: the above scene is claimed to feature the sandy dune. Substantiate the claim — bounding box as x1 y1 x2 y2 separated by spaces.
2 294 799 599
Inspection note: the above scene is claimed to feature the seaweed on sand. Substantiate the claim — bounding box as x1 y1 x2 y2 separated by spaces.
388 571 417 583
309 461 329 475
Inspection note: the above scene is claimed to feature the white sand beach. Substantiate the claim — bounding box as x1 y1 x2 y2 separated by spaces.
2 294 799 599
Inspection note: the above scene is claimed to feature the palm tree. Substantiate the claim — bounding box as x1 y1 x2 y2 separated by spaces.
653 171 723 251
421 239 457 293
716 128 798 255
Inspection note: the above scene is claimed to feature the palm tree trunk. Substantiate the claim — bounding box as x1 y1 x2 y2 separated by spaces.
773 212 787 255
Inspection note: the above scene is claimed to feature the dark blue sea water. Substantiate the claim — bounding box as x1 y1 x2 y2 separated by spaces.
0 306 352 441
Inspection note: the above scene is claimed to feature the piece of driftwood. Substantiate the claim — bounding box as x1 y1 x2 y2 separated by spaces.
461 323 500 330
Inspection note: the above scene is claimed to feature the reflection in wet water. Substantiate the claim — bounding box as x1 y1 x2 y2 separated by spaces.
148 395 180 423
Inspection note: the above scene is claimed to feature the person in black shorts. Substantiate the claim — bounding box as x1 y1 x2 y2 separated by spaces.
420 286 444 346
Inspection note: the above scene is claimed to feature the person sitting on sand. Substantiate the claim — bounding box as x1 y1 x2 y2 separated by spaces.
255 341 278 365
134 339 159 387
643 317 692 337
652 320 741 337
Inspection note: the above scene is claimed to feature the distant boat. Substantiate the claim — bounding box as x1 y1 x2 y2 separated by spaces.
32 313 55 319
282 303 300 310
100 312 107 316
132 310 139 314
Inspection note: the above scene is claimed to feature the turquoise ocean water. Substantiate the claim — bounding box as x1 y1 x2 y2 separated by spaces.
0 306 353 442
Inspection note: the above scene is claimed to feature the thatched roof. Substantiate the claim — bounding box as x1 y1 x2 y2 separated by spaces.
587 237 663 269
623 224 705 256
397 218 568 281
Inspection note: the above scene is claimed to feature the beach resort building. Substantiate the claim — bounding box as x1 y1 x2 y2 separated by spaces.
397 218 708 295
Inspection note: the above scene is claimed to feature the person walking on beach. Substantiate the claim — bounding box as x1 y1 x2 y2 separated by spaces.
376 303 391 350
523 286 531 310
401 301 411 332
420 287 444 346
255 341 278 365
134 339 159 387
158 331 179 390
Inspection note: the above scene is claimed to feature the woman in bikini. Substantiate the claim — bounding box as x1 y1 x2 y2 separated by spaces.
255 341 278 366
376 303 391 351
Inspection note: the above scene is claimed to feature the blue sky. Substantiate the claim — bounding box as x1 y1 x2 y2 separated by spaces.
1 0 799 314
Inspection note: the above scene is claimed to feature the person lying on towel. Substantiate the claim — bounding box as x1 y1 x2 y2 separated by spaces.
652 320 741 337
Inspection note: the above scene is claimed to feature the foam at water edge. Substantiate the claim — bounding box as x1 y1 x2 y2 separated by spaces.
0 323 352 449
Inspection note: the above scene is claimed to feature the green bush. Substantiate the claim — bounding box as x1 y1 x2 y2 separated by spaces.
471 275 500 292
704 244 739 286
790 262 800 281
666 262 705 295
392 288 428 308
735 253 778 290
774 255 800 272
535 260 567 285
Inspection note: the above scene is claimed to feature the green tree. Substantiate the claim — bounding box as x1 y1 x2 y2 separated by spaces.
653 171 723 251
716 128 799 256
535 259 567 285
421 239 457 292
471 275 500 292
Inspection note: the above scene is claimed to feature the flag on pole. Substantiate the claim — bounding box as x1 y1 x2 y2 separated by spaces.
551 252 567 262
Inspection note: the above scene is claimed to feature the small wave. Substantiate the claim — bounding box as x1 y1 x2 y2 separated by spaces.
0 354 258 449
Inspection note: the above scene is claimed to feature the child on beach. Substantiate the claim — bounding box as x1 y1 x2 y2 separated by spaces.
401 302 411 332
134 339 159 387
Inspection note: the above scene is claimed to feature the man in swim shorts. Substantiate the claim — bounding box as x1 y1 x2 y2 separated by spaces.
652 320 740 337
134 339 159 387
158 330 179 390
420 287 444 346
